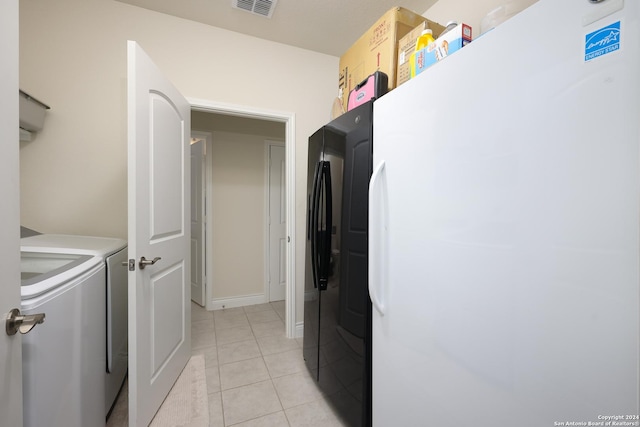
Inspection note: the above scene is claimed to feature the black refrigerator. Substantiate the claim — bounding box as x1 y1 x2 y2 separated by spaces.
303 101 373 427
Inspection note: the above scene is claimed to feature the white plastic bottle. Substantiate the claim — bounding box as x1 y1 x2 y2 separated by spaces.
438 21 458 40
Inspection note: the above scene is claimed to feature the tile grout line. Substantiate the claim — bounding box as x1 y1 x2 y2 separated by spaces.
207 302 334 427
212 311 229 427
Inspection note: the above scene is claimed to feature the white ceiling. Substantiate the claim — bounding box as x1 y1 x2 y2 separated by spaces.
115 0 440 57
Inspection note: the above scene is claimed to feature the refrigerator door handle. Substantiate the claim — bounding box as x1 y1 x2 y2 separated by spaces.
319 162 332 291
310 162 322 289
368 160 387 316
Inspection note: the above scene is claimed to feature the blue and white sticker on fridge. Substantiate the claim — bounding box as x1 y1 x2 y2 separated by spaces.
585 21 621 62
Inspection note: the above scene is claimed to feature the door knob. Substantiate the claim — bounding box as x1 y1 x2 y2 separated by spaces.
139 256 161 269
5 308 45 336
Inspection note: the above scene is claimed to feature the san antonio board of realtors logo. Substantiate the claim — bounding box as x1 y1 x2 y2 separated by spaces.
585 21 620 62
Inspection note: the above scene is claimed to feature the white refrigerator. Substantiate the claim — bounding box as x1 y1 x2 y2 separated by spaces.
370 0 639 426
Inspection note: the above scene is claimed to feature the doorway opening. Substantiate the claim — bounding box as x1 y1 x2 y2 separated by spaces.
189 99 296 339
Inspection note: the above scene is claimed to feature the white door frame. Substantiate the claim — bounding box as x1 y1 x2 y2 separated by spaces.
189 98 296 339
264 140 286 302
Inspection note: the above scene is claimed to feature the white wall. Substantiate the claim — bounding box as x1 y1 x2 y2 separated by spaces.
210 130 267 300
19 0 338 324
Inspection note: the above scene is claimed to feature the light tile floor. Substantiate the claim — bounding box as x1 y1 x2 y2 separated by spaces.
108 301 348 426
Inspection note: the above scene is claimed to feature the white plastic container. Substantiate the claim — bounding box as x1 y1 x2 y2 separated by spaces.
19 90 49 132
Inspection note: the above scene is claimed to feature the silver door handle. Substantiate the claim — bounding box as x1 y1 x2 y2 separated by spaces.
6 308 45 336
139 256 161 269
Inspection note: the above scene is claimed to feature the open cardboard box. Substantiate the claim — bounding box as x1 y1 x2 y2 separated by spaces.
338 7 427 113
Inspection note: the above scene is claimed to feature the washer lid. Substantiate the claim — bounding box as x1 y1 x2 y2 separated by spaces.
21 252 101 298
21 234 127 257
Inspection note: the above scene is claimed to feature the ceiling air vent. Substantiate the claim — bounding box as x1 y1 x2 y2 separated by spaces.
232 0 277 18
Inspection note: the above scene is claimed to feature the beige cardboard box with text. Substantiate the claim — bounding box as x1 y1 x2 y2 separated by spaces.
338 7 426 113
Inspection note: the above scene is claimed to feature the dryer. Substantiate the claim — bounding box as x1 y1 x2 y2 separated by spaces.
21 232 128 416
21 251 106 427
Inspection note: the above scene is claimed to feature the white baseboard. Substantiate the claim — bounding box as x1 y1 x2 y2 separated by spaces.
207 294 300 339
295 321 304 338
208 293 268 311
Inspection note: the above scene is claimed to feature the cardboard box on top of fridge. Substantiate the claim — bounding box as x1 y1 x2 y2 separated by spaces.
396 20 446 87
410 23 473 78
338 7 427 113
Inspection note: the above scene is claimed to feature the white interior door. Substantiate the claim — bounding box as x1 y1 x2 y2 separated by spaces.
0 1 23 425
268 143 286 302
190 136 206 306
127 40 191 427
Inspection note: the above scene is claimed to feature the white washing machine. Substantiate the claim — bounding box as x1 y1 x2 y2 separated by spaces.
21 251 106 427
21 232 128 416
